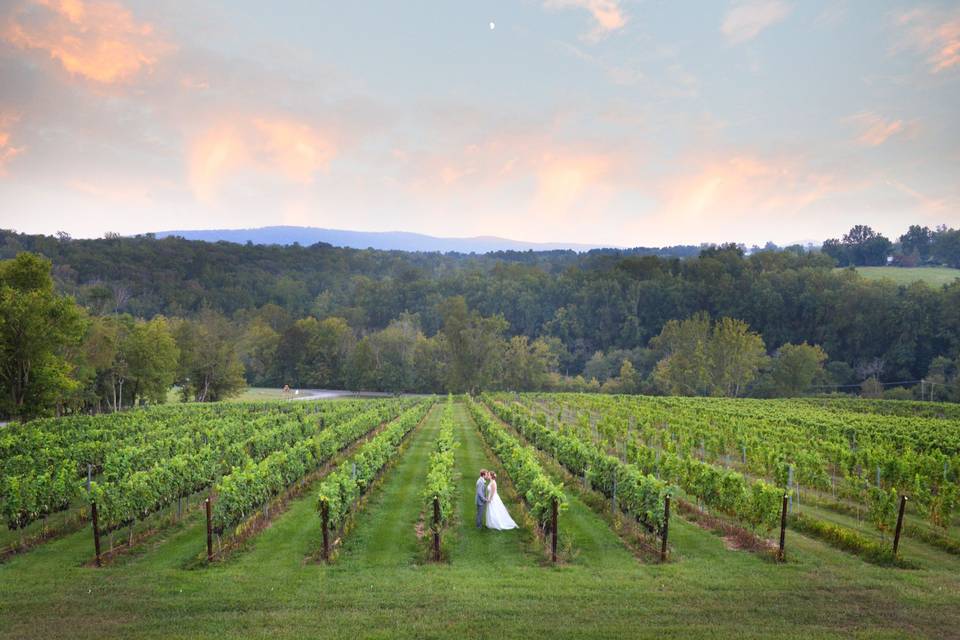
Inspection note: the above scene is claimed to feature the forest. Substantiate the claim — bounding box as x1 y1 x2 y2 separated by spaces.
1 224 959 420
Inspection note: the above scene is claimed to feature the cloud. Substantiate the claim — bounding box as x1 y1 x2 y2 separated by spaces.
0 113 25 175
534 151 613 212
67 177 162 205
188 117 336 203
544 0 626 40
884 179 949 213
894 8 960 73
659 154 838 222
3 0 172 83
847 112 906 147
721 1 792 44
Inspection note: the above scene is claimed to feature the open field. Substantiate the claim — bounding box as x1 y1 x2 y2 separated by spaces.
2 395 960 639
845 266 960 287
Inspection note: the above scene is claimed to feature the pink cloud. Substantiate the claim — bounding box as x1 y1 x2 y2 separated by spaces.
66 177 170 205
188 116 336 203
3 0 172 84
895 8 960 73
0 113 25 176
534 151 613 212
721 1 792 44
847 112 906 147
884 179 949 213
544 0 626 40
659 154 839 222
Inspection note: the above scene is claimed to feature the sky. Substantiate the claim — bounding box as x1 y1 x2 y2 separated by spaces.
0 0 958 247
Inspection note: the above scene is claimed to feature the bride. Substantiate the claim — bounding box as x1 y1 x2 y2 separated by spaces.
485 472 518 530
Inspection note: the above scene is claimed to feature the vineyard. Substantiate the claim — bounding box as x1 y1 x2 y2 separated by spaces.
1 394 959 639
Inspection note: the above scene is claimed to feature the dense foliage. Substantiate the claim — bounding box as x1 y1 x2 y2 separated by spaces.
3 223 960 417
0 253 85 420
423 397 457 534
509 392 959 548
212 399 416 534
0 399 390 532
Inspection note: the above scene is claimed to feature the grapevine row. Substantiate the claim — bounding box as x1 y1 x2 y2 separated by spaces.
422 396 457 537
465 396 565 527
317 400 434 533
212 399 416 534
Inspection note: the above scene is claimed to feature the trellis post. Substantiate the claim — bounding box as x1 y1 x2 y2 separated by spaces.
893 495 907 557
778 494 788 562
91 501 102 567
551 497 558 564
321 500 330 561
660 495 671 562
432 496 441 562
205 497 213 562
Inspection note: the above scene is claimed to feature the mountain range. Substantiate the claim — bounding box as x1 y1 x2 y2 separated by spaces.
153 226 613 253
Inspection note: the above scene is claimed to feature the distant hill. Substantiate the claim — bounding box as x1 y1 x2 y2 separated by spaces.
153 226 613 253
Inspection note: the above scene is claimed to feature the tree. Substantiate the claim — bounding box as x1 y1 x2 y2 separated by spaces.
899 225 933 260
770 342 828 396
123 317 179 405
821 238 849 266
173 311 246 402
412 334 444 393
0 253 85 420
651 312 713 396
500 335 559 391
838 225 893 266
304 316 355 388
931 227 960 268
345 337 378 391
366 315 419 392
617 359 641 394
437 296 508 393
710 317 768 397
240 318 280 386
651 313 767 397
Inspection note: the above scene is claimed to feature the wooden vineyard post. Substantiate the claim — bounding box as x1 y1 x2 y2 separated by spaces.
611 472 618 515
778 494 789 562
893 495 907 557
660 495 671 563
321 500 330 561
205 497 213 563
90 501 102 567
551 497 558 564
432 496 441 562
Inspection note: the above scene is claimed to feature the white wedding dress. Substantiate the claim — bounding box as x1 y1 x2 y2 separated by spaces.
485 481 518 530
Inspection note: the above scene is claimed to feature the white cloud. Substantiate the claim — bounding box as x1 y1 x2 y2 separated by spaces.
721 1 792 44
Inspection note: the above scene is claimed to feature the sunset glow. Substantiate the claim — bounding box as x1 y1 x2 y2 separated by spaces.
0 0 957 245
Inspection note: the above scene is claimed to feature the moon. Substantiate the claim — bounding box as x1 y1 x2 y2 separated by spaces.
489 22 495 30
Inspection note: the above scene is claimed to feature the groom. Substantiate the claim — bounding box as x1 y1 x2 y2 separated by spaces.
476 469 490 529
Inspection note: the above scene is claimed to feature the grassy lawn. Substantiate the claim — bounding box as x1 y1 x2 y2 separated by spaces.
2 399 959 639
844 266 960 287
165 387 290 404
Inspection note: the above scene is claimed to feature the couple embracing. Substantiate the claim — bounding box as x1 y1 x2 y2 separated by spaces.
475 469 517 530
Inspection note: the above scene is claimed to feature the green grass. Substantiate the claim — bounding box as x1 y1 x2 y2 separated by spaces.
2 399 959 639
165 386 293 404
843 266 960 287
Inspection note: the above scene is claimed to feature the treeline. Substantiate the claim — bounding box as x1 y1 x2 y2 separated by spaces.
822 224 960 267
0 253 247 419
3 222 960 419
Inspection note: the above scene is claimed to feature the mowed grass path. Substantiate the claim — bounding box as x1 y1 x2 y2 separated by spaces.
2 399 960 639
